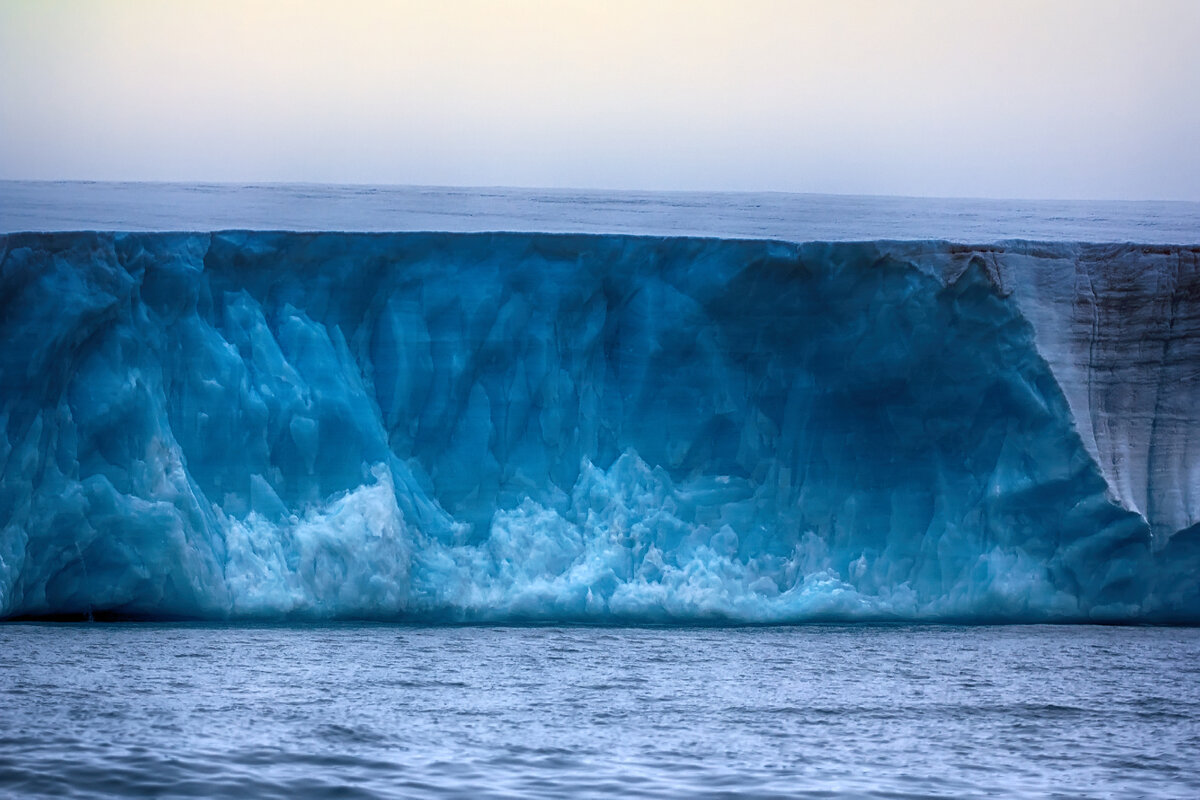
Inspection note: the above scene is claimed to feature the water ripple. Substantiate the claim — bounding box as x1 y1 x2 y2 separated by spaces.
0 624 1198 798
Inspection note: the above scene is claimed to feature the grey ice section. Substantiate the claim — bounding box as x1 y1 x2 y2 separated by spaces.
3 181 1199 243
891 243 1200 541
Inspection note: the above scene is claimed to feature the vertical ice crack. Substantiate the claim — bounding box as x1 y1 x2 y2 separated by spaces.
1077 253 1113 508
1144 250 1183 545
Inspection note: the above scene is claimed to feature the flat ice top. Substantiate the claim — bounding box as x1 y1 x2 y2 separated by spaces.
2 181 1198 243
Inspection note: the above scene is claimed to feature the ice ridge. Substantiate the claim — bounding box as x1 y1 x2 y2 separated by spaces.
0 231 1196 622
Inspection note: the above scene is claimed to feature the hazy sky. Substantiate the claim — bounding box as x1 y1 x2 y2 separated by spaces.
2 0 1197 200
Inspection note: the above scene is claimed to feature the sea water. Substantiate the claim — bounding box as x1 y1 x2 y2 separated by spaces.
1 624 1198 799
4 180 1200 242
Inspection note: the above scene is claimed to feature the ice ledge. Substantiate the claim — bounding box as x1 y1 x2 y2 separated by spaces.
1 232 1197 621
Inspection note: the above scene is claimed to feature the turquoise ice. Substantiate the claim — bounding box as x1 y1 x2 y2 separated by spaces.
0 231 1196 621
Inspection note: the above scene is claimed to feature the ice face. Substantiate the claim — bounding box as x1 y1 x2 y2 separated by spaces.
0 232 1196 621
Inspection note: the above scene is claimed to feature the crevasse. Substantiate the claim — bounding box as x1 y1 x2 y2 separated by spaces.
0 232 1196 621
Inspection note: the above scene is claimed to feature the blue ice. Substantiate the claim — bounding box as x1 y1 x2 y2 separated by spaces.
0 231 1196 622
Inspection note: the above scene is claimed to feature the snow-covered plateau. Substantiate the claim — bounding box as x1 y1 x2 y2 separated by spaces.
0 231 1196 621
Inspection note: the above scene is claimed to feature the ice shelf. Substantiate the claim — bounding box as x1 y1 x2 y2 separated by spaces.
0 232 1196 621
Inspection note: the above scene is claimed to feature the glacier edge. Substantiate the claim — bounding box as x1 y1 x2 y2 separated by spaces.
0 231 1197 622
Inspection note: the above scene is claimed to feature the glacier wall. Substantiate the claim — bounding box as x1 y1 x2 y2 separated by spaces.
0 231 1197 622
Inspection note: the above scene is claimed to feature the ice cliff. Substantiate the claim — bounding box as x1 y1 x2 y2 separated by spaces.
1 232 1197 622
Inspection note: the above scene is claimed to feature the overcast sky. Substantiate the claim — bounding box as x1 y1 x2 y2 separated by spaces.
2 0 1197 200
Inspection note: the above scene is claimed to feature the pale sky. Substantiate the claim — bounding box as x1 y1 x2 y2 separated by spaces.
1 0 1197 200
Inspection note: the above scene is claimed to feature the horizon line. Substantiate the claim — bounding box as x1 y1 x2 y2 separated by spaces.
3 178 1199 207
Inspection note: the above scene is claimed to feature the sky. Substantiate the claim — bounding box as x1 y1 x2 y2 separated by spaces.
1 0 1198 200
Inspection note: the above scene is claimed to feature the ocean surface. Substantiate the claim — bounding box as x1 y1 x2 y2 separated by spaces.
3 180 1200 242
2 623 1198 799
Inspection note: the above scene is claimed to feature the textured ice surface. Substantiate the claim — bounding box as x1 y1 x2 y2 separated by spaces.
0 231 1197 621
